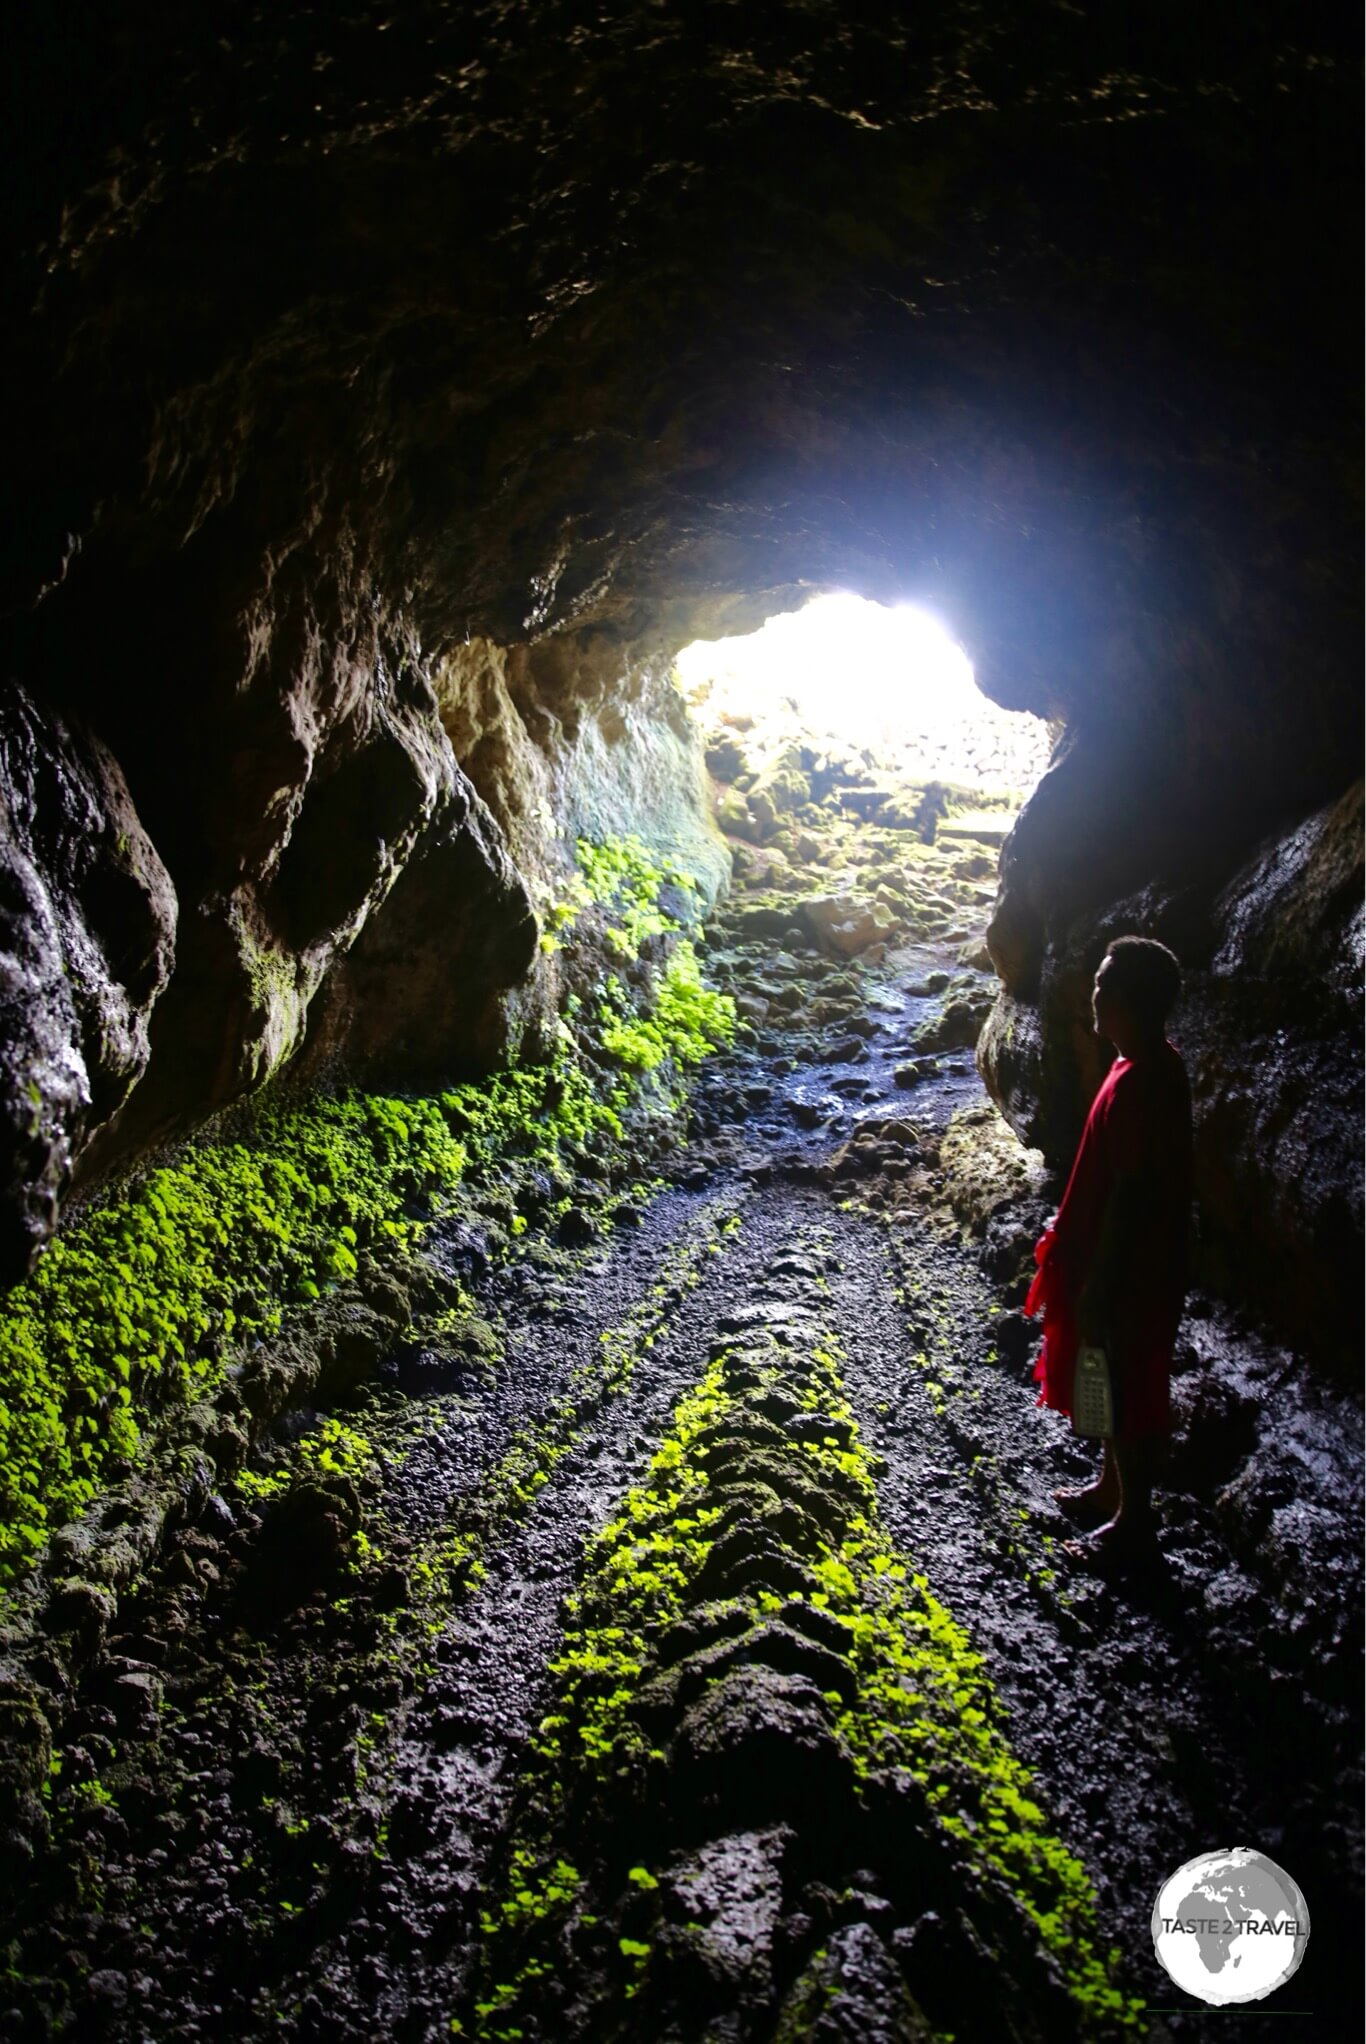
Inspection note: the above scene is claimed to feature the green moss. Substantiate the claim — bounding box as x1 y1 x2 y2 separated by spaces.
598 943 735 1079
398 1194 742 1613
0 1092 465 1588
0 835 735 1594
572 835 697 961
235 1416 381 1506
465 1283 1143 2038
467 1354 732 2037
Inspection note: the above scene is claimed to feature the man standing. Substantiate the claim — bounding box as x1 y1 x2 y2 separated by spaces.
1025 937 1193 1561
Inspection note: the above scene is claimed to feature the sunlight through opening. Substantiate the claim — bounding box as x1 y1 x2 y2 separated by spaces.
675 592 1052 797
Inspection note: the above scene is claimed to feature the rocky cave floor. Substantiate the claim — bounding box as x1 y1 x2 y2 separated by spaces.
2 807 1361 2044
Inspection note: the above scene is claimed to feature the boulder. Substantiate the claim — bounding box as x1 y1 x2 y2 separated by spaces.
716 786 757 838
299 779 536 1083
706 734 750 781
801 894 897 959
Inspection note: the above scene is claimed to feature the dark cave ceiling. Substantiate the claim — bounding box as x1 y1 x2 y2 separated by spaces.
1 2 1358 743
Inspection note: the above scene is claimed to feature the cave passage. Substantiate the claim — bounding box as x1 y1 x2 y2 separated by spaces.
1 707 1358 2042
0 2 1360 2039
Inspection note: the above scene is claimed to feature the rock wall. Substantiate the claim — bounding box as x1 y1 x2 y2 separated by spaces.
980 776 1364 1374
436 638 730 908
0 689 175 1285
0 615 727 1279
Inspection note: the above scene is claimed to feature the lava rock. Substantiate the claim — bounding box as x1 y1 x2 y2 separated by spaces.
668 1665 853 1836
0 687 175 1280
557 1206 601 1248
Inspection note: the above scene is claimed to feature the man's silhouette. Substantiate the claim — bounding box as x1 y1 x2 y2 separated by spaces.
1025 937 1193 1561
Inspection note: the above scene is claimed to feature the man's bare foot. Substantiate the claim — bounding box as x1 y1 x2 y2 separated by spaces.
1051 1483 1119 1527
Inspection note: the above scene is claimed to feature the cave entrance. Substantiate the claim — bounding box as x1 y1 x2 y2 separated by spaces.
675 591 1052 829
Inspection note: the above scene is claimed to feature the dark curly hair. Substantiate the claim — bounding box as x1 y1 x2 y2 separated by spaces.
1101 935 1182 1029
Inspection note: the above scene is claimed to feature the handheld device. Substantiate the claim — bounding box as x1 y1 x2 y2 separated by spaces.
1072 1344 1114 1438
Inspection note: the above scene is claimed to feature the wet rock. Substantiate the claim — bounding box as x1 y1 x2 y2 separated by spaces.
106 1669 163 1733
716 787 756 837
776 1921 934 2043
303 774 536 1086
668 1665 852 1836
85 1970 130 2011
0 1693 52 1842
249 1477 362 1610
936 1104 1049 1237
789 1098 834 1129
633 1620 856 1735
636 1826 790 2023
46 1577 119 1652
0 686 175 1279
978 1202 1050 1298
802 894 897 959
707 736 749 782
820 1037 870 1066
729 903 796 940
752 765 812 817
748 789 780 840
692 1525 825 1604
1167 1374 1259 1489
651 1600 758 1673
914 995 990 1053
891 1910 1009 2039
232 1738 285 1803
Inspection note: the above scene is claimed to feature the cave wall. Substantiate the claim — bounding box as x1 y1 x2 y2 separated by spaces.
0 2 1359 1350
0 688 175 1284
981 774 1364 1373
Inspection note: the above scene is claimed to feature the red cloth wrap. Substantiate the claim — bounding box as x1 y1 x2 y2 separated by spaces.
1024 1040 1192 1443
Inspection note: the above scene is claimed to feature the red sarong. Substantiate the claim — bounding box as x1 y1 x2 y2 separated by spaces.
1025 1039 1192 1443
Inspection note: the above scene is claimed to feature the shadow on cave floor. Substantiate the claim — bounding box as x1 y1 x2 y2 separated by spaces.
4 842 1360 2044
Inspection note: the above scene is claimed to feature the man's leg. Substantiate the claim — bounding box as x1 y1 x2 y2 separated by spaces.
1053 1440 1120 1521
1110 1432 1161 1536
1061 1435 1162 1563
1101 1331 1168 1541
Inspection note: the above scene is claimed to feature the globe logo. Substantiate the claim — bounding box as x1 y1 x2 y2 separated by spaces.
1151 1848 1310 2005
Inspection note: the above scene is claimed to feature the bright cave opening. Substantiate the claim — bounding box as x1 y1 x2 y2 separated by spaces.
675 592 1055 829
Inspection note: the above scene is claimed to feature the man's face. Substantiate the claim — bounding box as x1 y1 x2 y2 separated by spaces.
1092 956 1122 1041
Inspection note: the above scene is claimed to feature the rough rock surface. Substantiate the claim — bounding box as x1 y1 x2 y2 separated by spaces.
0 688 175 1282
298 779 538 1087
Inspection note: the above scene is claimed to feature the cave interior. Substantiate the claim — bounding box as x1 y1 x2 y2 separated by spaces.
0 4 1360 2040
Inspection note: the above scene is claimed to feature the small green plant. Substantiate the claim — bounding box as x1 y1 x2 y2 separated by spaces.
236 1416 381 1506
